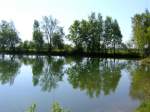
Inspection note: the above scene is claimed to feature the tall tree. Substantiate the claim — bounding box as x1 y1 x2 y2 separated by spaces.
0 21 21 50
112 19 122 54
103 17 113 51
68 12 122 54
68 13 103 52
68 20 83 51
33 20 44 50
88 12 103 52
79 19 90 52
42 16 57 51
52 27 64 49
132 9 150 53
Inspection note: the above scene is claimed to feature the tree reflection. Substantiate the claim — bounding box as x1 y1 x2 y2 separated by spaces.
130 64 150 112
32 56 44 86
67 58 124 98
130 64 150 101
100 60 121 95
0 55 21 85
23 56 65 92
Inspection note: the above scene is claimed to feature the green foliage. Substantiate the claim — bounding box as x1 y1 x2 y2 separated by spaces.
135 101 150 112
130 64 150 101
68 20 82 51
42 16 64 51
111 20 122 54
26 102 69 112
33 20 44 50
103 17 122 54
0 20 21 50
0 12 138 56
0 12 127 55
52 27 64 50
68 12 122 53
21 41 35 50
132 9 150 51
140 57 150 65
87 13 103 52
103 17 113 49
68 13 103 52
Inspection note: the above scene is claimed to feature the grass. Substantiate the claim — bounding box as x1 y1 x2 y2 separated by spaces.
140 57 150 65
135 101 150 112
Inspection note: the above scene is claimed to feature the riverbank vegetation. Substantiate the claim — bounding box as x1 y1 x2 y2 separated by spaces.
132 9 150 56
0 10 149 58
26 102 70 112
140 57 150 65
135 101 150 112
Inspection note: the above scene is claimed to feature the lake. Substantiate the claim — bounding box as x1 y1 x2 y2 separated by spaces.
0 55 149 112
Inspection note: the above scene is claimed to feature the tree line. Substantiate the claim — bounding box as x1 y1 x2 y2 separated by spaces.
0 11 149 56
68 13 122 53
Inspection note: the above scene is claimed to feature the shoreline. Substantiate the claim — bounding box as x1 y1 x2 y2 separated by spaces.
0 50 142 59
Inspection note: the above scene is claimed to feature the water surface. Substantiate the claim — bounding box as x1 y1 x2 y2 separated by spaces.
0 55 149 112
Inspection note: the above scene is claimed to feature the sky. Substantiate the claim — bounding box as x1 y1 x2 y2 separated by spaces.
0 0 149 42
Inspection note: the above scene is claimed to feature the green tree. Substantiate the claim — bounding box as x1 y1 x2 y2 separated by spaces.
68 12 103 53
87 12 103 52
103 17 113 52
22 41 35 50
52 27 64 50
42 16 57 51
111 19 122 54
68 20 83 51
0 20 21 50
132 9 150 53
33 20 44 50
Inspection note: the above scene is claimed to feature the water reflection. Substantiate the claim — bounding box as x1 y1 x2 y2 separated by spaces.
0 55 21 85
130 63 150 111
130 64 150 100
38 57 64 92
0 55 127 97
67 58 125 98
0 55 149 112
21 56 65 92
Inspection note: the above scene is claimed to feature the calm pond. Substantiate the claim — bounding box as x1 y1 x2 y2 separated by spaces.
0 55 149 112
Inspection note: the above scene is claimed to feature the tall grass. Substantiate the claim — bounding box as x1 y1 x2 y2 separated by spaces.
26 102 70 112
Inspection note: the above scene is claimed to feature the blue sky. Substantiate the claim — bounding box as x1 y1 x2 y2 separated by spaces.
0 0 149 42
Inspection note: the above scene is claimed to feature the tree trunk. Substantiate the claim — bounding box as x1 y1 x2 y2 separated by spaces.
114 42 115 57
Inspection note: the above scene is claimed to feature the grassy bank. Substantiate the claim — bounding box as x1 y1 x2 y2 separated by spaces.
140 57 150 65
135 101 150 112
